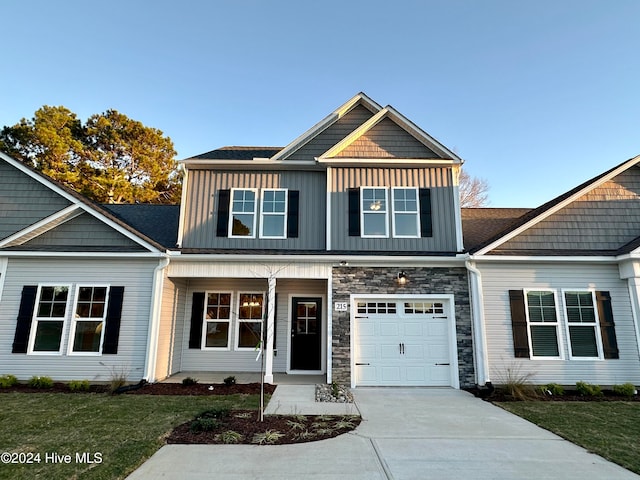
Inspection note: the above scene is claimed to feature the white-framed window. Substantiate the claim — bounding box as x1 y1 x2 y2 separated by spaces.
404 301 444 315
260 188 288 238
361 187 388 237
203 292 232 349
236 292 264 349
356 301 397 314
29 285 71 354
69 285 109 354
525 290 562 358
229 188 258 238
392 187 420 238
563 290 603 359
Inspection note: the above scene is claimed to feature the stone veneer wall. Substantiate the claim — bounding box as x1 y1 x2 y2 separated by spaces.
331 266 474 388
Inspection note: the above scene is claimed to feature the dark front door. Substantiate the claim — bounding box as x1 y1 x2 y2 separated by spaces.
290 297 322 370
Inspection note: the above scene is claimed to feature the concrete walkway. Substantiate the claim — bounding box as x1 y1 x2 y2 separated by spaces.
128 387 639 479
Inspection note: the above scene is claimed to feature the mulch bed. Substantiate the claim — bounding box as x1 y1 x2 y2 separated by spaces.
465 387 640 402
0 381 276 396
123 382 277 396
166 410 361 445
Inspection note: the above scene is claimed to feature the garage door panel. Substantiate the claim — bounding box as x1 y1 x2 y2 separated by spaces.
381 367 401 382
403 322 423 336
354 297 454 387
381 344 400 358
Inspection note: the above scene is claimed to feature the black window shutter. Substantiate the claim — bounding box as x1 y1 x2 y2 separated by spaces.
419 188 433 237
216 189 231 237
596 291 619 359
12 285 38 353
348 188 360 236
189 292 205 349
509 290 530 358
287 190 299 238
103 286 125 354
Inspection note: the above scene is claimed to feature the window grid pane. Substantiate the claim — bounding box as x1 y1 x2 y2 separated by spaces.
230 190 256 236
362 188 388 237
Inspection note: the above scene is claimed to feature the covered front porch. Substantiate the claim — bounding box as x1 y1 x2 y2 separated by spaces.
153 259 333 384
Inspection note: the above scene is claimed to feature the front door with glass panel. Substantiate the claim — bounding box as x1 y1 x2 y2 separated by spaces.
290 297 322 370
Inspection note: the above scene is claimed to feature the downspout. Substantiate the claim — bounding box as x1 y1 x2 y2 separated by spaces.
466 259 490 386
143 256 170 382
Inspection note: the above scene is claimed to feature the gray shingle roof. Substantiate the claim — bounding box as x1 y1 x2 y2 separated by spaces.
461 208 531 251
188 146 284 161
102 204 180 248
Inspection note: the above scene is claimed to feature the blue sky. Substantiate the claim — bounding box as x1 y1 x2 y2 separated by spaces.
2 0 639 207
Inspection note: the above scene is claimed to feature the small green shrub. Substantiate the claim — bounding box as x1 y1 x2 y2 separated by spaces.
217 430 243 444
223 375 236 386
28 376 54 389
68 380 90 392
252 430 284 444
197 407 230 420
182 377 198 386
612 383 637 397
189 418 219 433
537 383 565 396
331 381 340 397
576 381 603 397
0 374 19 388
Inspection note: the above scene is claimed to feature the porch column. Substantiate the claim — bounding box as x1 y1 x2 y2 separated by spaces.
264 276 276 384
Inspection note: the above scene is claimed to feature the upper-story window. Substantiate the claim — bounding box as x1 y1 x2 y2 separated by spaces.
350 187 430 239
361 187 388 237
217 189 299 240
260 189 288 238
230 189 257 238
392 188 419 238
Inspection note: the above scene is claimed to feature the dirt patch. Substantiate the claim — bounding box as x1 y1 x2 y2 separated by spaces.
167 410 361 445
465 387 640 402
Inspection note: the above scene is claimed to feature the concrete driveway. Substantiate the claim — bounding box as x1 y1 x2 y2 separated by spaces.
128 388 639 479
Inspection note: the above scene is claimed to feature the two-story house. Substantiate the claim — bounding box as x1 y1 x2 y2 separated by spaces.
157 93 473 388
2 92 640 389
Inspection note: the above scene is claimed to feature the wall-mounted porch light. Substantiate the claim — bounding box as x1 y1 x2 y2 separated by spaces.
397 271 407 285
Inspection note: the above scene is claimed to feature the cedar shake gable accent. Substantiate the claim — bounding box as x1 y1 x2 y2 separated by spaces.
470 155 640 255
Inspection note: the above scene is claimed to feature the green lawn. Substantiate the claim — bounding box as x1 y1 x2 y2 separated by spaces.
498 401 640 475
0 392 262 480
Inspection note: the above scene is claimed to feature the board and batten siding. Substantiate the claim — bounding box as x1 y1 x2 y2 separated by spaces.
479 262 640 385
0 257 157 381
179 278 327 373
285 104 376 162
181 170 326 250
155 276 187 380
22 213 146 250
0 160 72 241
331 167 459 252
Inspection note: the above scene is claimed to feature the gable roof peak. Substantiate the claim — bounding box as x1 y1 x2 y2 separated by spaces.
270 92 383 161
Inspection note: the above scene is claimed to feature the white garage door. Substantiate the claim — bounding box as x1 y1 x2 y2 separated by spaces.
354 298 454 387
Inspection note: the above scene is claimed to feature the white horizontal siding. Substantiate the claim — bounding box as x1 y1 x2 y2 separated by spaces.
179 278 327 373
155 276 187 380
168 261 332 279
0 257 157 382
479 262 640 385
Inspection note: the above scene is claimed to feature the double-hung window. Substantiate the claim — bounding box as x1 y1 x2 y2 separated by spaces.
564 291 601 358
203 292 232 349
230 189 257 237
525 290 561 358
70 286 109 354
392 187 419 237
361 187 388 237
237 292 264 349
30 285 70 353
260 189 287 238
